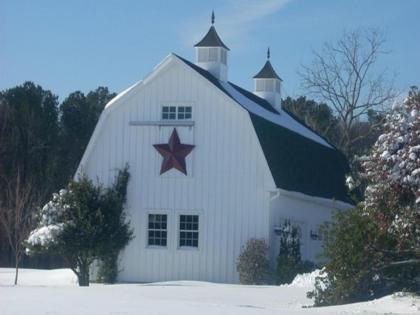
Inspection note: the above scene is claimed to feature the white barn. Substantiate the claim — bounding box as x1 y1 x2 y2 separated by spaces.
77 17 351 283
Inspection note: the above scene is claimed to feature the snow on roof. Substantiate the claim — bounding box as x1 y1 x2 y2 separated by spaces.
104 80 143 110
220 82 332 148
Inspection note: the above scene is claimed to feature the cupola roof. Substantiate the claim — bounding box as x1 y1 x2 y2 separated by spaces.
194 11 230 50
253 48 282 80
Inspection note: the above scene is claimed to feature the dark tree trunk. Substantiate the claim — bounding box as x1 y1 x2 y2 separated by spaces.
14 254 19 285
77 262 90 287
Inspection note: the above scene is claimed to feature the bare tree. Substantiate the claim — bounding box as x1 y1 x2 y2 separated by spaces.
300 28 397 157
0 170 37 285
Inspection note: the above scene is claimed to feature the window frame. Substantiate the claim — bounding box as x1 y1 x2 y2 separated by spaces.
146 213 168 248
161 105 192 121
178 214 200 249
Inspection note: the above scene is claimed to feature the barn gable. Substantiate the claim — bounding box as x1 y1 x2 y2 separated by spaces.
78 52 350 204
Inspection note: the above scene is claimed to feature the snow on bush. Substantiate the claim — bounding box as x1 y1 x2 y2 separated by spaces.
362 87 419 250
289 269 324 288
26 189 68 252
27 224 63 248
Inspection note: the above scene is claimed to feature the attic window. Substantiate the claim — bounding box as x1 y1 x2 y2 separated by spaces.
162 106 192 120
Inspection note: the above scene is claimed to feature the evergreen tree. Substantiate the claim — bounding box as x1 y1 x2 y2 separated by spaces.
0 82 59 197
282 96 340 147
58 87 116 186
26 167 133 286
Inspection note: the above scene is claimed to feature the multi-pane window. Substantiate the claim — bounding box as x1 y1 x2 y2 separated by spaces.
179 215 199 248
148 214 167 246
177 106 192 120
162 106 192 120
162 106 176 120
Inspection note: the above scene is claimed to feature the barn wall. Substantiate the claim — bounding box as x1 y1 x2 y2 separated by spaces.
81 58 275 283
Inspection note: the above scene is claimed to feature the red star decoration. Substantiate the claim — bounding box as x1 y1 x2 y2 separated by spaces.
153 128 195 175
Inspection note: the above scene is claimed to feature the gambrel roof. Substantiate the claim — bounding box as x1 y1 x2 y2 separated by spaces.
175 55 351 204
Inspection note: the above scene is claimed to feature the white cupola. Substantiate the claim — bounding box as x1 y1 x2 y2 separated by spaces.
253 48 283 112
194 11 229 82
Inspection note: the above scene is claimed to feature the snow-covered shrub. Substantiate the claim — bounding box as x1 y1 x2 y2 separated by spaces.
276 220 315 284
362 86 420 252
236 238 269 284
309 87 420 306
26 166 133 286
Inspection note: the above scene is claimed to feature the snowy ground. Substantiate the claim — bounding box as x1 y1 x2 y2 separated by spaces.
0 268 419 315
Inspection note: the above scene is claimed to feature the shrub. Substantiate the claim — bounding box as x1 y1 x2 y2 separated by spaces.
307 208 381 305
97 253 119 284
236 238 269 284
307 206 420 306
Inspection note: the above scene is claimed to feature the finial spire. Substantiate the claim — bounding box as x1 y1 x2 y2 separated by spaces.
211 10 215 25
267 47 270 60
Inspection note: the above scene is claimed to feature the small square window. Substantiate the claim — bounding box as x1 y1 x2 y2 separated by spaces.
179 215 199 248
148 214 167 247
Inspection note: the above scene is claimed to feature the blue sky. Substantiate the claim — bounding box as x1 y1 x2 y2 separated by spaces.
1 0 419 101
